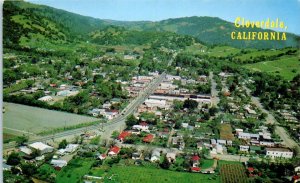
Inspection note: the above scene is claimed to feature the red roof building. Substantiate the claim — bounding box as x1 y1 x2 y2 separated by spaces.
143 134 154 143
139 122 148 126
191 155 200 161
118 131 131 142
191 167 201 172
108 146 120 156
248 167 254 173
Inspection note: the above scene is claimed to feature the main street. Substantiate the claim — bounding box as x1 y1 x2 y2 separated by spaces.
3 66 168 150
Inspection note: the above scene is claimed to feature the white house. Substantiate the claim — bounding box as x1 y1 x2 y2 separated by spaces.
166 152 176 163
38 96 53 102
151 150 160 162
29 142 54 154
19 146 32 155
240 145 250 152
238 132 259 140
266 148 293 159
50 159 67 168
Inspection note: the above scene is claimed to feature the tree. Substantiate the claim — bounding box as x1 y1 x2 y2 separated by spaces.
125 114 138 127
173 100 183 111
160 154 170 169
15 135 28 146
90 136 100 145
7 152 21 166
209 106 218 116
58 139 68 149
21 163 37 176
183 99 198 110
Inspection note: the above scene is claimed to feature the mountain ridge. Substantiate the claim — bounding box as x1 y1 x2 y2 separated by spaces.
4 1 300 49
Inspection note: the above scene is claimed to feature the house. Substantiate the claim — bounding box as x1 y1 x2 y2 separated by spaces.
38 96 53 102
143 134 154 143
19 146 32 155
216 144 224 154
108 146 120 156
238 132 259 140
217 139 227 146
182 123 189 128
65 144 79 153
132 122 149 131
240 145 250 152
132 152 141 160
50 159 67 170
259 141 275 147
166 152 176 163
98 154 107 160
151 149 160 162
35 155 45 161
118 131 131 142
265 148 293 159
29 142 54 155
57 90 79 97
191 155 200 167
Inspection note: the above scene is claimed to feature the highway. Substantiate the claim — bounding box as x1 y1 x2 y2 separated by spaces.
3 68 168 150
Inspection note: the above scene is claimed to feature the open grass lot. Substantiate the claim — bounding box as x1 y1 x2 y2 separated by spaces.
3 102 98 135
220 163 249 183
244 56 300 80
3 133 17 143
201 159 215 169
219 123 234 141
56 158 95 183
235 48 296 62
105 165 220 183
185 45 242 57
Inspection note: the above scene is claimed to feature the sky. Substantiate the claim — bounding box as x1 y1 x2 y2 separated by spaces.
27 0 300 35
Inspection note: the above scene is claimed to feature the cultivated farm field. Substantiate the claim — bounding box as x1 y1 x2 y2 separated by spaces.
220 164 249 183
3 102 98 135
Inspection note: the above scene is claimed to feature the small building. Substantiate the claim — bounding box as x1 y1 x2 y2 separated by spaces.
98 154 107 160
20 146 32 155
151 150 160 162
132 152 141 160
191 167 201 172
191 155 200 167
240 145 250 152
108 146 120 156
118 131 131 142
143 134 154 143
166 152 176 163
50 159 67 170
38 96 53 102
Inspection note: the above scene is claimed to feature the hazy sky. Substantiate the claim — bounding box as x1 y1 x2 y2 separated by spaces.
27 0 300 35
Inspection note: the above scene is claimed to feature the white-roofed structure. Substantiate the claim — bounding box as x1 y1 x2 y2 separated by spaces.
38 96 53 102
29 142 54 154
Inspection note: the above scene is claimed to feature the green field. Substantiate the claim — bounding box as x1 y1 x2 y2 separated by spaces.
56 158 95 183
244 56 300 80
106 165 220 183
201 159 215 169
235 48 295 62
3 102 98 135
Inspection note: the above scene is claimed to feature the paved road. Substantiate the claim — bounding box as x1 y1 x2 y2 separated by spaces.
3 67 168 150
244 86 300 155
209 72 219 106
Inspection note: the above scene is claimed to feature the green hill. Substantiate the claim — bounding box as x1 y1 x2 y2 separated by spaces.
109 16 300 49
4 1 299 49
